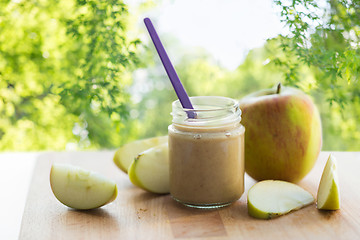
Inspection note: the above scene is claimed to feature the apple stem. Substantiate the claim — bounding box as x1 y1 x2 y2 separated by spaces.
276 83 282 94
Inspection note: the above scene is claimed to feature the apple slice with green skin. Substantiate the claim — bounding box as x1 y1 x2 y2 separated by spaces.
247 180 314 219
50 164 118 210
113 136 168 173
128 143 169 194
317 154 340 210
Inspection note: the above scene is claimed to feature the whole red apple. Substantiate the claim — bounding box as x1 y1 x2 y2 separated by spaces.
239 83 322 183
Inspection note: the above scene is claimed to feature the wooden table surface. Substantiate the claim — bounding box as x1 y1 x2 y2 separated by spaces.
19 151 360 239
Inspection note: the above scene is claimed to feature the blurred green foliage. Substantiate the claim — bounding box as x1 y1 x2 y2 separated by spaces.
0 0 359 151
0 0 139 150
272 0 360 150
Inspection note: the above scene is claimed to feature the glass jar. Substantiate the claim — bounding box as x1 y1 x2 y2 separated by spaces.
168 96 245 208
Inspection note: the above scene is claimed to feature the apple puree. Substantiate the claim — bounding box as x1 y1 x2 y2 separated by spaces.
169 124 245 207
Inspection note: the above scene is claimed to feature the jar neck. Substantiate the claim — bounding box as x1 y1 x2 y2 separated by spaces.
171 96 242 131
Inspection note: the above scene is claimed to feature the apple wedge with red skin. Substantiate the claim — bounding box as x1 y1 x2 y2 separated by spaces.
239 83 322 183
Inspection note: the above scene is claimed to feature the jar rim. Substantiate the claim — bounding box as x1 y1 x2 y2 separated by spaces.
172 96 239 111
171 96 241 127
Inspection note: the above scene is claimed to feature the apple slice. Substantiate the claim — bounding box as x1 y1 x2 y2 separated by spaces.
247 180 314 219
128 143 169 194
50 164 118 210
113 136 168 173
317 154 340 210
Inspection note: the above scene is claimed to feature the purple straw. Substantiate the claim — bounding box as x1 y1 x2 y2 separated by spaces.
144 18 195 118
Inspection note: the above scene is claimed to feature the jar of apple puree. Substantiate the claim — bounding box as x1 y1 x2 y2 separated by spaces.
168 96 245 208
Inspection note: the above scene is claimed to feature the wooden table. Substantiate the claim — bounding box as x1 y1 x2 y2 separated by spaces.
15 151 360 239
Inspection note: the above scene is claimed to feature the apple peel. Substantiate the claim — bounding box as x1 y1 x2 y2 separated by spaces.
239 83 322 183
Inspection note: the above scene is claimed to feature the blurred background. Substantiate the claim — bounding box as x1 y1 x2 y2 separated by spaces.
0 0 359 151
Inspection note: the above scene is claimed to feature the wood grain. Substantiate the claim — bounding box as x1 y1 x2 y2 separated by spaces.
19 151 360 239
